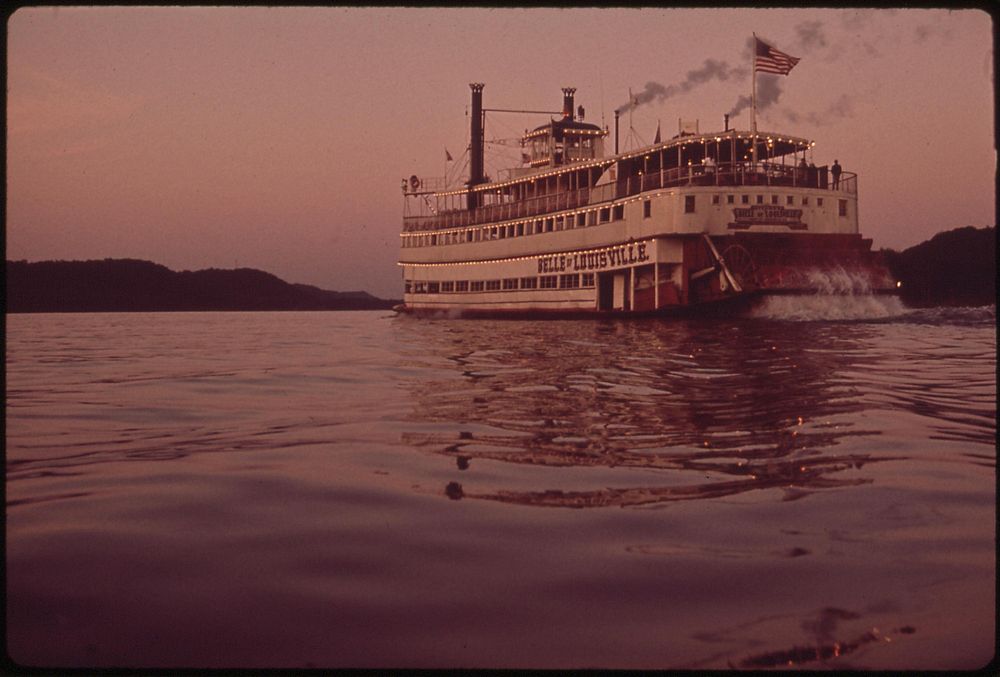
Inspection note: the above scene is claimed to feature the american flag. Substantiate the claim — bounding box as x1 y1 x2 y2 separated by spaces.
754 37 800 76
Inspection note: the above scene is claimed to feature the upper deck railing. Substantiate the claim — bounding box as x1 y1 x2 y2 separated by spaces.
402 161 856 232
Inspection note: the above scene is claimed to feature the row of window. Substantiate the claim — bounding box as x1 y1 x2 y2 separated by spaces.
702 193 847 216
709 193 829 207
403 194 848 248
406 273 596 294
402 205 626 248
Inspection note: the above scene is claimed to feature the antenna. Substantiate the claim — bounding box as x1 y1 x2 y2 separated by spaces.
599 68 606 130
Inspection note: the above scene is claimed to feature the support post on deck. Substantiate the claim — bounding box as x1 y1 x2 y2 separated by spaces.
654 259 660 310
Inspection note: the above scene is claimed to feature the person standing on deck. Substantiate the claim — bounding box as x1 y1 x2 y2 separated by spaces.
831 159 842 189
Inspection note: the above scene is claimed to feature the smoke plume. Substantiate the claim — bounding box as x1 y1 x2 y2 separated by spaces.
795 20 828 51
727 73 784 118
730 13 957 127
782 94 855 127
616 59 748 113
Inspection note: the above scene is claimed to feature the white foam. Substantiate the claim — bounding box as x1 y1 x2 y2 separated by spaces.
751 267 908 321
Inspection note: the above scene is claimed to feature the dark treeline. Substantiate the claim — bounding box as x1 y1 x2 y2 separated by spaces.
880 226 996 307
5 259 400 313
6 226 994 313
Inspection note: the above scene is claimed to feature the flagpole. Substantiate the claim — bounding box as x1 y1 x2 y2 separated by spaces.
751 32 758 171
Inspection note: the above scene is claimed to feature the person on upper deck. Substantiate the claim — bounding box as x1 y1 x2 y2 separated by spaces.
831 159 842 189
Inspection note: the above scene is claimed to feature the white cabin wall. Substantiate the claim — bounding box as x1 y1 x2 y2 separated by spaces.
400 186 860 268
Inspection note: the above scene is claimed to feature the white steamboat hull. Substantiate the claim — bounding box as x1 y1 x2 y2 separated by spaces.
399 184 894 317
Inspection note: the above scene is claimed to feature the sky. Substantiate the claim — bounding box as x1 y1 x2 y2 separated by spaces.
6 7 995 298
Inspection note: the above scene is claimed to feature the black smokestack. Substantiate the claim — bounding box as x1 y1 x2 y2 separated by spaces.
614 110 619 154
562 87 576 120
724 113 729 131
468 83 484 211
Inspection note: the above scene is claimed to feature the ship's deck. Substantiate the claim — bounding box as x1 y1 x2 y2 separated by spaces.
403 160 855 233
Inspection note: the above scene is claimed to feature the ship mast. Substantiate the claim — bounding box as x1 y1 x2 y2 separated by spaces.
751 32 758 170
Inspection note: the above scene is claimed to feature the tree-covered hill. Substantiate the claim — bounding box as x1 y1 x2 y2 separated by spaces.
880 226 995 307
5 258 399 312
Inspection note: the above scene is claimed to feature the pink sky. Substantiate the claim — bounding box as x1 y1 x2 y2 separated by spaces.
7 8 994 298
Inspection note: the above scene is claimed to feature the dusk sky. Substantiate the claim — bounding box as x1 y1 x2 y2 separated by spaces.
7 7 994 298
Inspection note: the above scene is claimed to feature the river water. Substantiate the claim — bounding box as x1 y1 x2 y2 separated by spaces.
5 300 996 669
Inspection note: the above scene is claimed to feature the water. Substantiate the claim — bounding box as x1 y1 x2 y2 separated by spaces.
5 301 996 669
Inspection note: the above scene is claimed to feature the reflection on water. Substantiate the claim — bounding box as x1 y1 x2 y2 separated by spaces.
5 308 995 670
399 318 910 509
734 606 917 669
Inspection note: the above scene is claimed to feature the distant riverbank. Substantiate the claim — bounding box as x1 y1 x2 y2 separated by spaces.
5 225 993 313
5 259 400 313
880 225 995 308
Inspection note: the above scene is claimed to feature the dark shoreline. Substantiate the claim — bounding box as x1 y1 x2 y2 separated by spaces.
5 259 400 313
5 226 993 313
880 226 995 308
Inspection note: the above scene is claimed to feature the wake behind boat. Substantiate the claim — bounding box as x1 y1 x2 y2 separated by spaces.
397 44 895 317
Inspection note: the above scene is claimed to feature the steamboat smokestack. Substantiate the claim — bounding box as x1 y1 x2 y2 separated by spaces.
468 83 485 210
724 113 729 132
614 110 620 154
562 87 576 120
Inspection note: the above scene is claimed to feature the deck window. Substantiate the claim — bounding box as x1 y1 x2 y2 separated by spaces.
727 195 735 204
555 216 565 231
520 277 538 289
839 199 848 217
559 274 579 289
581 273 595 288
771 195 779 205
516 222 524 236
786 195 794 205
427 282 440 294
470 281 484 292
441 281 454 293
685 195 696 213
612 204 625 220
712 195 720 205
455 281 469 292
817 197 824 207
485 280 501 291
577 213 587 228
545 218 554 232
756 195 764 205
643 200 652 218
502 278 518 290
540 275 557 289
802 196 809 205
599 207 611 223
404 281 412 293
741 194 750 204
587 211 597 226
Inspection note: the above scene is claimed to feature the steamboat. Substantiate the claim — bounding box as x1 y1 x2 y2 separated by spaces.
397 82 895 316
